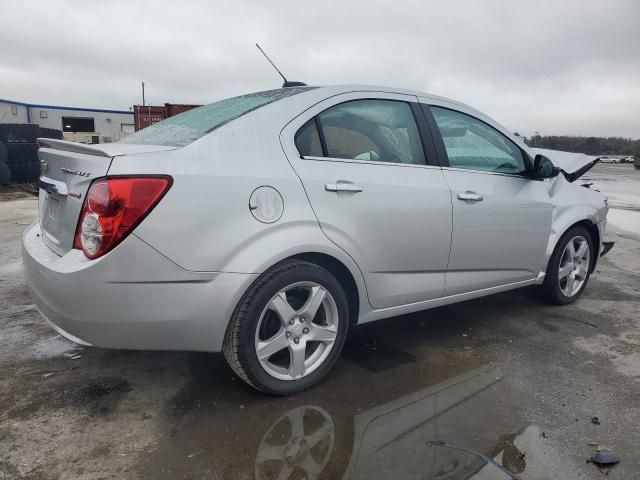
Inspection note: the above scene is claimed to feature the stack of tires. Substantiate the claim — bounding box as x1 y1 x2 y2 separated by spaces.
40 127 64 140
0 124 63 185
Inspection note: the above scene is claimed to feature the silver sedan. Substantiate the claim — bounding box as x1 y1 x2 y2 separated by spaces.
23 85 610 394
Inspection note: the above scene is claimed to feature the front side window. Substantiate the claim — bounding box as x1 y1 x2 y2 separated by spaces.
314 99 425 165
431 107 526 174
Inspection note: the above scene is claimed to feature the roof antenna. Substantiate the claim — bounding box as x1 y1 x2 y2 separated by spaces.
256 43 307 88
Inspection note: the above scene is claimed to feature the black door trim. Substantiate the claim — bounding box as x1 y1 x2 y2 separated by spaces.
409 102 439 167
418 103 450 167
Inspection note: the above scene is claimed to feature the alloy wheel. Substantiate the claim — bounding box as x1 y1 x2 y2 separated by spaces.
254 282 339 381
558 235 590 297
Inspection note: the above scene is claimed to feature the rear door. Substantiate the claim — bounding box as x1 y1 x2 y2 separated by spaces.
280 92 452 309
424 104 553 296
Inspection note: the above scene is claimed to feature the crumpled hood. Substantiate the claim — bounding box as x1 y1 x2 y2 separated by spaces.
531 148 600 182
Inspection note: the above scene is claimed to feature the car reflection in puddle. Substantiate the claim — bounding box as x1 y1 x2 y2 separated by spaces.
144 356 559 480
255 405 336 479
344 366 522 479
253 366 547 479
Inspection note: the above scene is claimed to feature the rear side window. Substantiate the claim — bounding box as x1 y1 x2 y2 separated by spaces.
295 119 323 157
122 87 316 147
431 107 526 174
315 100 425 165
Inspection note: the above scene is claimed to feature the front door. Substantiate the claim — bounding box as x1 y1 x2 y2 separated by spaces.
281 93 452 309
426 105 553 296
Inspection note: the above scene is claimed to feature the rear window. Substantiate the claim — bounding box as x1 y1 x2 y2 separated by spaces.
121 87 315 147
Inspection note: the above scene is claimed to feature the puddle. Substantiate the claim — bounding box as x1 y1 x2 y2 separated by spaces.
140 364 576 479
342 336 416 372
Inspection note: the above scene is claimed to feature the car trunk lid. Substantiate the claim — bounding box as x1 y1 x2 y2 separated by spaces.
36 139 176 256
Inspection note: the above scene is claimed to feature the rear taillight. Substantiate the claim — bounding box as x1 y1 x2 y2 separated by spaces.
73 176 172 259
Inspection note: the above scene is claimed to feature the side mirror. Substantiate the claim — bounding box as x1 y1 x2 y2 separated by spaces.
533 154 559 179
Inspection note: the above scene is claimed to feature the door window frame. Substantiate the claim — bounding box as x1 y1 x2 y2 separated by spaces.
293 97 440 168
421 104 534 177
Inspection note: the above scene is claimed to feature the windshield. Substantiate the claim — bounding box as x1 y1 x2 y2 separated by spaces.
121 87 315 147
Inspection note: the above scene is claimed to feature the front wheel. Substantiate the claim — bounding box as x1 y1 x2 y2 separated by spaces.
541 226 594 305
223 260 349 395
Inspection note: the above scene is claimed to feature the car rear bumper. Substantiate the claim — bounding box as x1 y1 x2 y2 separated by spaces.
22 222 257 352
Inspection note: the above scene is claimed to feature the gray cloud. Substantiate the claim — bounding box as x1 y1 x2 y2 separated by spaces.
1 0 638 137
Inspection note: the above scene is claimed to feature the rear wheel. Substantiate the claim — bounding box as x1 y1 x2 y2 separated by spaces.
223 260 349 395
541 225 594 305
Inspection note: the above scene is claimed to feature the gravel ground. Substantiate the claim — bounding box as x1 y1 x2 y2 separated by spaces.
1 163 639 479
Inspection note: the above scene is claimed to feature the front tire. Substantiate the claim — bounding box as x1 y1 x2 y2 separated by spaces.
223 260 349 395
541 225 594 305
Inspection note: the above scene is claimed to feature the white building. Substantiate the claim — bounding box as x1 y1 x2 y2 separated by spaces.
0 98 134 143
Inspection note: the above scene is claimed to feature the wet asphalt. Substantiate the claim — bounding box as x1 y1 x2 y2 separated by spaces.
1 164 639 479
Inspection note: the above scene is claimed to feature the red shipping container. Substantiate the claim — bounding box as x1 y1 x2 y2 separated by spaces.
133 104 201 131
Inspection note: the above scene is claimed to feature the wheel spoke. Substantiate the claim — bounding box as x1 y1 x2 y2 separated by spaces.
289 345 307 379
275 463 294 480
308 324 337 344
299 286 326 321
257 281 340 382
565 274 575 295
299 454 322 477
257 331 289 360
306 422 333 448
576 265 588 279
288 408 305 438
256 443 286 461
269 292 296 325
567 241 576 258
575 241 588 259
558 263 573 279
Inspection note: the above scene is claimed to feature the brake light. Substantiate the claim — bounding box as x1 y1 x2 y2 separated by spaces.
73 176 172 259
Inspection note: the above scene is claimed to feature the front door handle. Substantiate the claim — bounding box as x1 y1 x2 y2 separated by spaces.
457 191 483 202
325 182 364 193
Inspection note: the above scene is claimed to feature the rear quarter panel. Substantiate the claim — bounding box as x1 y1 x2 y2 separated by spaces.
107 102 370 309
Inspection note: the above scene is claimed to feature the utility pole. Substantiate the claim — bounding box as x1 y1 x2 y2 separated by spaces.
141 81 146 106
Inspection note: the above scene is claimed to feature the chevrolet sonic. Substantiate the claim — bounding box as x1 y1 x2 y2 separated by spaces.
23 85 610 394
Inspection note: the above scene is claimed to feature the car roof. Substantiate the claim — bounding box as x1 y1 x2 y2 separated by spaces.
301 84 479 112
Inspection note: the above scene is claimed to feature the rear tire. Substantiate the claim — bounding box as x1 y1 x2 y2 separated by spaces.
223 260 349 395
541 225 594 305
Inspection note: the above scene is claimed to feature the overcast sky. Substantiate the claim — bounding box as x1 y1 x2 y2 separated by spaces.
1 0 638 137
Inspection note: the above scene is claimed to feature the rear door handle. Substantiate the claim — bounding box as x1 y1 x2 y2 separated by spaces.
457 191 483 202
325 182 364 193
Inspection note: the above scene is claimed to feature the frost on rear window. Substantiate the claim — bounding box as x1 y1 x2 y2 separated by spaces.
121 87 316 147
